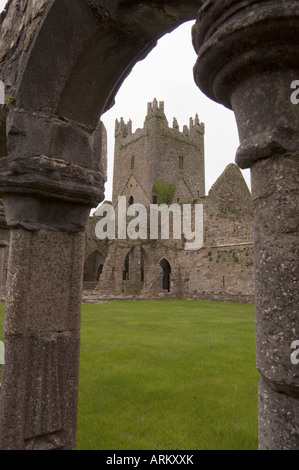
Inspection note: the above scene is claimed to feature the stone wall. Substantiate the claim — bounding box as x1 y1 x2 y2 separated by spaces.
86 162 254 302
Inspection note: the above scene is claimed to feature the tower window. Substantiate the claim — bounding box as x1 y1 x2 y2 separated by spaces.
129 196 134 206
131 155 135 170
179 155 184 170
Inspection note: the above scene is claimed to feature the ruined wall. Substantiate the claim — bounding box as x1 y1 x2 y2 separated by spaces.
90 161 255 303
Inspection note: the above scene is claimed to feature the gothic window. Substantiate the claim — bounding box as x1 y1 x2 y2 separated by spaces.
129 195 134 206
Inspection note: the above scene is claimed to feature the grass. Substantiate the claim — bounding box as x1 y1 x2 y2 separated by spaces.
0 300 259 450
77 300 259 450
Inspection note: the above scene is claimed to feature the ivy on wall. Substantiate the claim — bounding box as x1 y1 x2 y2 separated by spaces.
152 180 176 206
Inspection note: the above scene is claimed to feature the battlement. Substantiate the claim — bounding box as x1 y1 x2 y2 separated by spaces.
115 99 205 145
189 114 205 134
115 117 133 138
147 98 165 115
172 113 205 136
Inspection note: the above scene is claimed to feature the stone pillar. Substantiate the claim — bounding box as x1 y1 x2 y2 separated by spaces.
0 109 106 449
193 0 299 449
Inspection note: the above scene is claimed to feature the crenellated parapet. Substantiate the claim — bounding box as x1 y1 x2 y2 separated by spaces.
147 97 165 116
115 117 133 138
115 99 205 147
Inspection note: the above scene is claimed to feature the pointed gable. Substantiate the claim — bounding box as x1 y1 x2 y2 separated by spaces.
207 164 253 217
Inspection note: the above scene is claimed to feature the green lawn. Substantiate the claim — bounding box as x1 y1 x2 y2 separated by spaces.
78 300 259 450
0 300 259 450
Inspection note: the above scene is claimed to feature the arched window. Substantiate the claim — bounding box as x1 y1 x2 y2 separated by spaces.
129 195 134 206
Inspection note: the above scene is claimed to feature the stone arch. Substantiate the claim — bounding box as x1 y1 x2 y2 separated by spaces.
0 0 297 451
3 0 202 129
0 1 202 222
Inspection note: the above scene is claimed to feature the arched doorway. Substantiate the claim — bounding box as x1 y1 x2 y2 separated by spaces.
160 258 171 292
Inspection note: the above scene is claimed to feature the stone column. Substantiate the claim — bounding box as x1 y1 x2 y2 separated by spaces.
193 0 299 449
0 109 106 449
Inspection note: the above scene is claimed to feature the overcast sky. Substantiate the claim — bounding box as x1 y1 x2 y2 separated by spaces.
0 2 250 204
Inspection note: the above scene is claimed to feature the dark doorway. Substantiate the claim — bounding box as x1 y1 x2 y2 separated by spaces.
97 264 104 281
160 258 171 292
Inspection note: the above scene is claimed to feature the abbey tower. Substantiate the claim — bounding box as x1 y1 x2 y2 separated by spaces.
112 98 205 207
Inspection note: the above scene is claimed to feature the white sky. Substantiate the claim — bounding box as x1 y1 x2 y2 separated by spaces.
0 2 250 204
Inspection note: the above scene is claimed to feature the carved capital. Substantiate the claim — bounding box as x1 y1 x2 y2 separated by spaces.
0 109 106 230
193 0 299 109
193 0 299 168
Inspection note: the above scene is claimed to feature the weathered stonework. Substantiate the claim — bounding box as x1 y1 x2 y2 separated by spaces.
112 98 205 206
0 0 297 451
